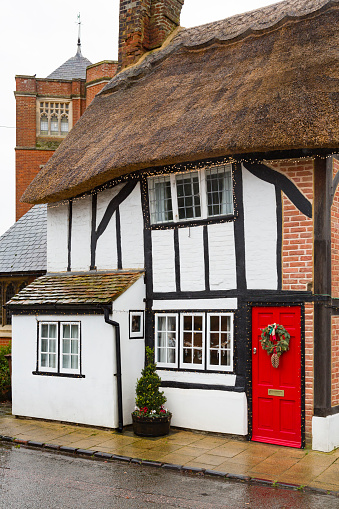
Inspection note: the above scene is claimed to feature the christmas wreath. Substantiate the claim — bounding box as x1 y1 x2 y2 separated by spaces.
260 323 290 368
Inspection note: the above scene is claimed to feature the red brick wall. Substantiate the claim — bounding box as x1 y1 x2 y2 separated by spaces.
305 302 314 442
86 62 118 107
0 338 10 347
15 94 36 148
332 316 339 407
15 149 53 219
271 159 314 291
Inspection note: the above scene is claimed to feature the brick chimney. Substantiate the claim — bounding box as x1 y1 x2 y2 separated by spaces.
118 0 184 70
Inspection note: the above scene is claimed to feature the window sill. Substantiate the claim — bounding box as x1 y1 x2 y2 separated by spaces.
150 214 235 230
32 371 85 378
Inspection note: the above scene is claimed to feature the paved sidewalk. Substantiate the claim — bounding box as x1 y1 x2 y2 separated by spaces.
0 402 338 495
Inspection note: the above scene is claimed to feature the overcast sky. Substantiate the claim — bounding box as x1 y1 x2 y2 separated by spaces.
0 0 279 236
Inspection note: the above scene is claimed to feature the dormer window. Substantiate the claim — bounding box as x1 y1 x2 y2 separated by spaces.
38 101 71 136
148 164 233 225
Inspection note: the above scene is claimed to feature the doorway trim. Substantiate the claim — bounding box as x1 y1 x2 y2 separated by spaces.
246 301 306 448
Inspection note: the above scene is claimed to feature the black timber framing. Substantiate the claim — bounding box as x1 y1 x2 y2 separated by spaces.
313 156 332 417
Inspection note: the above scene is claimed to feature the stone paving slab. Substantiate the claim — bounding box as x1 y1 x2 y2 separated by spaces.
0 403 338 496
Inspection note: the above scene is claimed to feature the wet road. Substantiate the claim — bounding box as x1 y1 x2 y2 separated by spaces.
0 444 337 508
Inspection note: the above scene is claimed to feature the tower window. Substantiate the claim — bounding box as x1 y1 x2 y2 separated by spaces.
38 101 71 136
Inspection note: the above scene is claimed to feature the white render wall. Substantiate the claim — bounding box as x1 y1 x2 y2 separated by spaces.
47 203 69 272
163 387 248 435
71 195 92 271
95 185 124 270
12 314 117 428
112 275 145 424
208 222 237 290
152 229 176 292
242 166 278 289
119 183 144 269
179 226 205 291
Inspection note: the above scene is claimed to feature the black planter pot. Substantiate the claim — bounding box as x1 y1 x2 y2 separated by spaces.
132 414 171 437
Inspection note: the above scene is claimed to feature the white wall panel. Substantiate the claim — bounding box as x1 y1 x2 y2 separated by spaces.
95 186 124 271
153 298 237 310
120 183 144 268
152 229 176 292
242 166 278 289
47 203 69 272
208 222 237 290
179 226 205 291
71 195 92 271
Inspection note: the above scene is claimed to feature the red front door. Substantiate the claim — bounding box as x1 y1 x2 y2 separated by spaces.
252 306 302 448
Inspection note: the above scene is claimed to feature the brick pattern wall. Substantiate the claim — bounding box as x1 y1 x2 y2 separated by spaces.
332 316 339 407
305 302 314 442
0 338 10 347
118 0 183 69
86 62 118 107
15 149 52 219
331 157 339 299
271 159 314 291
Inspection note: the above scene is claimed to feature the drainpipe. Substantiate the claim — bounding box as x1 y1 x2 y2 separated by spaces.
103 307 123 432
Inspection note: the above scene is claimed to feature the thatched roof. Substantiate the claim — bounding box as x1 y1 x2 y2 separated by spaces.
23 0 339 204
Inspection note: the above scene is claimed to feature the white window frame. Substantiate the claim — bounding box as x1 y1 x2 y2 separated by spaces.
60 322 81 375
180 312 205 370
38 321 81 375
206 313 234 372
38 322 58 373
148 165 233 225
155 313 178 368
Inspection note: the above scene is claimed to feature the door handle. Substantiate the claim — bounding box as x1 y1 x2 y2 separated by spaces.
253 348 257 354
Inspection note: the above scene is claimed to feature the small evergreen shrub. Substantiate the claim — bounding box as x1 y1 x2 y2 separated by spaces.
0 343 11 399
133 347 171 419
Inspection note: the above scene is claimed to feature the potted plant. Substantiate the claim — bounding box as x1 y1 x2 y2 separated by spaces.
132 346 171 436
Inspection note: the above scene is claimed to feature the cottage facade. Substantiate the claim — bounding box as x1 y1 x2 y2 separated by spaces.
7 0 339 452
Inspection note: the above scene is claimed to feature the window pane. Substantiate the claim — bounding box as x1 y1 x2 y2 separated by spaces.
168 332 176 348
210 315 219 331
49 354 56 368
61 116 69 133
193 349 202 364
168 349 176 364
49 339 56 353
194 315 203 330
41 324 48 338
71 339 78 354
157 316 166 331
207 314 233 370
221 350 230 366
157 332 166 347
149 177 173 224
63 339 70 353
176 173 201 220
71 355 78 369
71 325 78 338
183 315 192 330
63 325 70 338
183 348 192 364
155 314 177 366
206 166 233 217
193 332 202 347
168 316 176 331
40 115 48 133
221 315 230 332
210 333 219 348
51 115 58 133
41 353 48 367
62 355 70 369
41 338 48 352
49 324 57 338
210 350 219 366
183 332 192 347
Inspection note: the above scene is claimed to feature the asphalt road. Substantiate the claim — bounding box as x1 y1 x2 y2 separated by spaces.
0 444 337 508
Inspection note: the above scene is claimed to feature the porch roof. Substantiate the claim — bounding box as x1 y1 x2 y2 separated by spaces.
6 271 143 308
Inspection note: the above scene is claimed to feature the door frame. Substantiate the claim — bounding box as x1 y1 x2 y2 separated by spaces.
246 301 306 448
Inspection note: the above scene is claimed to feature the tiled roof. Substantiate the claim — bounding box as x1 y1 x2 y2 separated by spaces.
46 48 92 80
22 0 339 204
0 205 47 273
6 271 143 307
